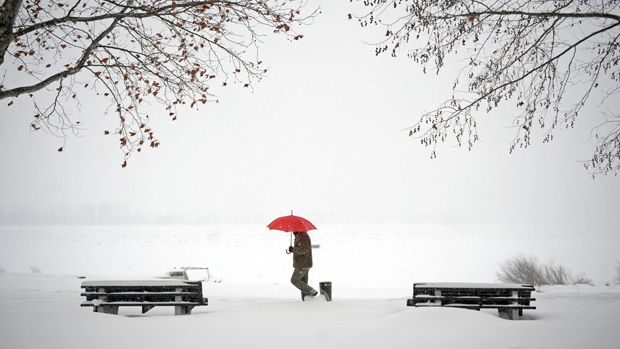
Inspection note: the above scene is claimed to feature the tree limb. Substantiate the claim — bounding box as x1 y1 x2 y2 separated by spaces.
0 0 23 65
0 15 122 99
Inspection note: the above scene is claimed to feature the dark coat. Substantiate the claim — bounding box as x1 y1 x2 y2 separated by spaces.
293 232 313 268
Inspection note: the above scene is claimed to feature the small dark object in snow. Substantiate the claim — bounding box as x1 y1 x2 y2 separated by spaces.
320 281 332 301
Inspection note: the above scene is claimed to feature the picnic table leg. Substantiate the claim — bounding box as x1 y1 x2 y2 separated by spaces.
174 287 191 315
93 288 119 315
434 289 442 306
508 308 519 320
508 290 519 320
175 306 188 315
97 305 119 315
497 290 521 320
174 305 195 315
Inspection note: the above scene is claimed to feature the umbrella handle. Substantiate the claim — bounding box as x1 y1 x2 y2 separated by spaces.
285 232 293 254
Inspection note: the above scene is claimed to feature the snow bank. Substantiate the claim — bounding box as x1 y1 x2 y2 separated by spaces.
1 273 620 349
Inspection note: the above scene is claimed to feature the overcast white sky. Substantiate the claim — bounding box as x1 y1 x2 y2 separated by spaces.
0 1 618 231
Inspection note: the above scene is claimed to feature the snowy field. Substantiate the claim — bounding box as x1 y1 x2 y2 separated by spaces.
1 224 619 348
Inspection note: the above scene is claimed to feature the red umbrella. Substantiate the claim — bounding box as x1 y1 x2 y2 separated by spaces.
267 212 317 254
267 214 317 233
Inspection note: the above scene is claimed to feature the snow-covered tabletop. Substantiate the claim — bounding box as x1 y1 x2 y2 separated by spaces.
81 280 197 287
415 283 534 289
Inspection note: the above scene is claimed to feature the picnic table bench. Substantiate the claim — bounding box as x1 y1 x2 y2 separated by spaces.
81 280 208 315
406 282 536 320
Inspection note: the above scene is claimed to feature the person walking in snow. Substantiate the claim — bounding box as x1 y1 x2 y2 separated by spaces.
288 231 318 301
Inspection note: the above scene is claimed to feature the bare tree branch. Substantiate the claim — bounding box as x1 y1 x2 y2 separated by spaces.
1 14 123 99
353 0 620 176
1 0 312 166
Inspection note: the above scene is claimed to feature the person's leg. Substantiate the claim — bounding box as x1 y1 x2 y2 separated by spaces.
291 268 317 297
301 270 309 300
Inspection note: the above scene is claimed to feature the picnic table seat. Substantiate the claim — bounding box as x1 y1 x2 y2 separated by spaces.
407 282 536 320
81 280 208 315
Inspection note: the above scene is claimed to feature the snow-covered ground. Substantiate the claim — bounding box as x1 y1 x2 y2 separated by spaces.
1 273 619 349
1 224 619 348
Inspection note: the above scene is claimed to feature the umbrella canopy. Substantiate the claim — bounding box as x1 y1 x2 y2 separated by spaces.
267 214 317 233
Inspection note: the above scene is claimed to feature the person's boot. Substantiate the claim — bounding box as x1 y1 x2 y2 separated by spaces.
302 290 318 301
